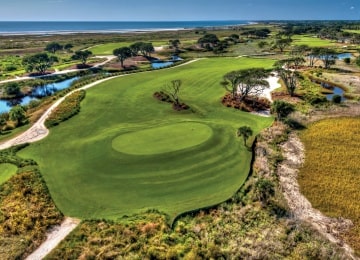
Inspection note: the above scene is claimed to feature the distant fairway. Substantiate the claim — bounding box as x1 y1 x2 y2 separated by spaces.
19 57 274 222
292 35 336 47
0 163 17 185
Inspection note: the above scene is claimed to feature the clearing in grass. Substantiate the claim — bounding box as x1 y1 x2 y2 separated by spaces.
18 57 274 223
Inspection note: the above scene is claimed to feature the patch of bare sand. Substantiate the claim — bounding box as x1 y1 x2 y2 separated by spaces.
25 217 80 260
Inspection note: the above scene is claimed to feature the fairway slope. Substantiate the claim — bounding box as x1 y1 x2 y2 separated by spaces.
19 57 274 222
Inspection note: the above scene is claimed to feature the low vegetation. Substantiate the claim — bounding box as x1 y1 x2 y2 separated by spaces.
298 117 360 255
45 90 86 128
0 145 63 259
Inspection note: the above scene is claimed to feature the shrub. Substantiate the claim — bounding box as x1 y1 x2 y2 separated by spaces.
332 94 342 103
4 65 17 72
343 57 351 64
45 90 86 128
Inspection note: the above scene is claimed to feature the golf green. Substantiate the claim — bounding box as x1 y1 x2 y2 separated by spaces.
112 122 212 155
18 57 274 222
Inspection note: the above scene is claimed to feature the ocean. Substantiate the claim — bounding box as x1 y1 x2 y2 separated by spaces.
0 21 251 35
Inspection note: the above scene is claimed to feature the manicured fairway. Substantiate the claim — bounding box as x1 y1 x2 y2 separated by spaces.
292 35 336 47
19 57 274 222
0 163 17 185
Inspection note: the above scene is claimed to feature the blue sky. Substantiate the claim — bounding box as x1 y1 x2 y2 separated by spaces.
0 0 359 21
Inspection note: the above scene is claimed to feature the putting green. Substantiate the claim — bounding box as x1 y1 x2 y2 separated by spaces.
112 122 212 155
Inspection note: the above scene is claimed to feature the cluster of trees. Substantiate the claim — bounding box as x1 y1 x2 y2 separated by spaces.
45 42 73 53
197 33 241 53
113 42 154 67
221 68 270 102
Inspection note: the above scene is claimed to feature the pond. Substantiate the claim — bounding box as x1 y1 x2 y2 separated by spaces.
151 55 183 69
319 81 347 102
325 86 346 102
0 77 79 113
151 61 174 69
309 52 352 60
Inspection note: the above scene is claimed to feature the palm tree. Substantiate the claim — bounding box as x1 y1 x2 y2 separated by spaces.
237 126 253 146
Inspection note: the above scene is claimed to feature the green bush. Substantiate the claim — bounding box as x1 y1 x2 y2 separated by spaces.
45 90 86 128
332 94 342 103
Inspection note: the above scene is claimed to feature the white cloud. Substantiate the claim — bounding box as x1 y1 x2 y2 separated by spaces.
350 6 355 10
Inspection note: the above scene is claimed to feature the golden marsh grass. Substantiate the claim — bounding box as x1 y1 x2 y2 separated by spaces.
298 117 360 254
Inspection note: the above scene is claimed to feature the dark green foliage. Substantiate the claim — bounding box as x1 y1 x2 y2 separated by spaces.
113 47 132 67
71 50 92 65
198 34 220 47
237 126 253 146
343 57 351 64
22 53 59 74
9 105 27 126
45 90 86 128
332 94 342 103
4 82 21 97
271 100 295 121
44 42 63 53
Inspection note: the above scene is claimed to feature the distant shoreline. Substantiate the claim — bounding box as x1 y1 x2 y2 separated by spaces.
0 20 253 36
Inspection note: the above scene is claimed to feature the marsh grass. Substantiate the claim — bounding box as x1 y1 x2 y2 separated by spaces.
298 117 360 255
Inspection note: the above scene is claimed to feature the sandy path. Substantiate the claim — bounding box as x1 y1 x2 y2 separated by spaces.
278 134 357 259
25 217 80 260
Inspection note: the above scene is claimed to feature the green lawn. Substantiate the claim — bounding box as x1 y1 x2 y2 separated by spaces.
18 57 274 222
0 163 17 185
89 41 169 55
292 35 336 47
343 29 360 34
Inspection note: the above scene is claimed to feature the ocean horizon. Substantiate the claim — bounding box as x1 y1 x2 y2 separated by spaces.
0 21 252 35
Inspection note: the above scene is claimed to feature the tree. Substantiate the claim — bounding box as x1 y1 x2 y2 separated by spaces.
221 71 240 100
236 68 270 102
141 42 155 57
45 42 63 53
9 105 26 126
198 34 220 48
237 126 253 146
5 82 21 97
113 47 132 68
258 41 268 49
163 79 182 106
71 50 93 65
130 42 155 57
318 48 338 69
64 43 74 52
273 37 292 52
274 58 304 97
22 53 58 74
222 68 270 102
169 39 181 51
271 100 295 121
308 47 322 67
